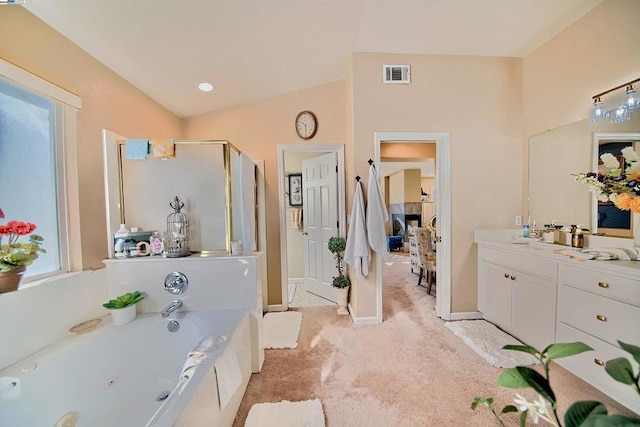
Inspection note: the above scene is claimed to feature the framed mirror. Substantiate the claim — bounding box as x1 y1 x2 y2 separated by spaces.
528 114 640 239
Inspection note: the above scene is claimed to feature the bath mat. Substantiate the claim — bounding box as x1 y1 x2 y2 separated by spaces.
245 398 325 427
263 311 302 349
444 320 540 368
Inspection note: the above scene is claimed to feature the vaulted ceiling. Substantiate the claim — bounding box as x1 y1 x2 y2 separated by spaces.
25 0 602 118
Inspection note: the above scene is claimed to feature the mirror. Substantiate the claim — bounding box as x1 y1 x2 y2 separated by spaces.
528 114 640 238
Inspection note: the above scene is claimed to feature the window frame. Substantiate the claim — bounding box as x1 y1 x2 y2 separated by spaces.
0 59 82 283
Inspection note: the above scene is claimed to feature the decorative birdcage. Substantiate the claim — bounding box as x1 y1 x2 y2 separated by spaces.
166 196 190 257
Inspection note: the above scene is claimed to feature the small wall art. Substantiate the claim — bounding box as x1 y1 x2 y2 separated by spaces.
288 174 303 206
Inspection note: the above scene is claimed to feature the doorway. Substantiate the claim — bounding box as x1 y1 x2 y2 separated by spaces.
277 144 346 310
374 132 451 321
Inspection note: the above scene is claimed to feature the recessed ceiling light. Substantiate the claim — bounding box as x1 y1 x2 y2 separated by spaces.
198 82 214 92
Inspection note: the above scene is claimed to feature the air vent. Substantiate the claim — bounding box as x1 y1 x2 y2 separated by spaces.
383 65 411 84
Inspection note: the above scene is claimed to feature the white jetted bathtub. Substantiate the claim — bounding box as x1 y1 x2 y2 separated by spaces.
0 309 251 427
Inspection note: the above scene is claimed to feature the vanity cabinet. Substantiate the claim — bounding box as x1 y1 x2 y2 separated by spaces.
478 246 557 350
476 235 640 415
555 263 640 414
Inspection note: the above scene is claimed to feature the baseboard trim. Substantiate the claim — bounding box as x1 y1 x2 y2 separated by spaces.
349 303 382 325
267 304 287 312
448 311 483 321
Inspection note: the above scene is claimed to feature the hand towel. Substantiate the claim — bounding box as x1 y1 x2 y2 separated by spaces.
344 181 370 278
291 208 303 229
215 349 243 410
125 139 149 160
150 138 175 159
366 164 389 254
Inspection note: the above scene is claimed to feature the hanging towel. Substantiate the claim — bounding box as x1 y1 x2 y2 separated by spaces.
366 164 389 254
150 138 175 159
344 181 370 278
291 208 303 229
125 139 149 160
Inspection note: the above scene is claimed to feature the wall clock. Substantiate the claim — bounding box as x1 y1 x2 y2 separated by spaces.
295 110 317 140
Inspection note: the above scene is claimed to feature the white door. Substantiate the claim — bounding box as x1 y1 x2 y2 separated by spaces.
302 152 339 302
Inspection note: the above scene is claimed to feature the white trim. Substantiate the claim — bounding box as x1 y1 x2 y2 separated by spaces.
277 144 347 310
0 58 81 109
348 303 379 325
449 311 483 321
267 304 288 312
374 131 452 322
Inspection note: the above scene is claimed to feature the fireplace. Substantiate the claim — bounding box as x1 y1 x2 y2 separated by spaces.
392 214 421 239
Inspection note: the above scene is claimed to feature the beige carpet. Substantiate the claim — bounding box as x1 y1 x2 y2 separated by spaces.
234 261 634 426
244 399 325 427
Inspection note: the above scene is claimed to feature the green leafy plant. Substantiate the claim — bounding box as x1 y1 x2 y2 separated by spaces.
103 291 144 309
472 341 640 426
328 236 350 289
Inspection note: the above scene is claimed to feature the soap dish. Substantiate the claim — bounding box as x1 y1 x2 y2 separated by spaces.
69 318 102 335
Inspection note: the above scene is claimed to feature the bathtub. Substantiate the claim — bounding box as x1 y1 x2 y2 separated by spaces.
0 309 251 427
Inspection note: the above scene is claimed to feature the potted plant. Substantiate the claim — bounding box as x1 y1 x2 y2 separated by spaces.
103 291 144 325
0 208 45 293
328 236 351 315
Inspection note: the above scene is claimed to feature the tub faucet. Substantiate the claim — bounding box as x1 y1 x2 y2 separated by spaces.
161 300 182 318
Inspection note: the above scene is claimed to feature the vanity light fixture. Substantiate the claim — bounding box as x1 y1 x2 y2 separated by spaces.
589 77 640 124
198 82 214 92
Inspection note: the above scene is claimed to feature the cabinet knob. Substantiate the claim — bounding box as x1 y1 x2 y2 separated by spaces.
510 275 516 281
598 282 609 289
504 273 509 278
596 314 607 322
594 358 604 366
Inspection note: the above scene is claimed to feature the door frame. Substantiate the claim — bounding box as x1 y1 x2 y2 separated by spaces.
276 144 346 311
374 132 451 321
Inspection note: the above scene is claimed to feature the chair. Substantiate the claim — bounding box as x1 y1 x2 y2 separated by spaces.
414 227 436 295
386 235 403 252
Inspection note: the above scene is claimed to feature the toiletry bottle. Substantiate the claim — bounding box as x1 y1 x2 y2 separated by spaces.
530 221 538 238
114 224 129 259
150 231 164 256
522 223 530 238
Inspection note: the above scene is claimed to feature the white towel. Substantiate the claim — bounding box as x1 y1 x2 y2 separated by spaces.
366 164 389 254
291 208 303 229
344 181 370 278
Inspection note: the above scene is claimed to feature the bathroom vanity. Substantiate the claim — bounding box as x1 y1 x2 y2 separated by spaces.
475 231 640 415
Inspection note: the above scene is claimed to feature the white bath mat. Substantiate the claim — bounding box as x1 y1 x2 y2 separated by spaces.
444 320 540 368
245 399 325 427
263 311 303 349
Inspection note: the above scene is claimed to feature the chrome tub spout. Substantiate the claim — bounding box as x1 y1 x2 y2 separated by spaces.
161 300 182 318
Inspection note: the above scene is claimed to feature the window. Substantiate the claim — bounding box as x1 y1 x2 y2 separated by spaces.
0 60 81 281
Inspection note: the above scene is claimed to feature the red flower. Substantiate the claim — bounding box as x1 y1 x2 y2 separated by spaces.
0 208 4 219
6 221 37 235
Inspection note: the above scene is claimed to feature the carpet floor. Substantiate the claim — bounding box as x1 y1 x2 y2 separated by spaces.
234 260 634 426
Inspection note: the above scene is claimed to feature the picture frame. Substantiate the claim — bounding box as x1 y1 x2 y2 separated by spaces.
288 174 303 206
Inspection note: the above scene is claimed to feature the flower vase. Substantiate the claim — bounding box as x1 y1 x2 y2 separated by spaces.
0 266 26 293
110 304 137 326
336 286 350 315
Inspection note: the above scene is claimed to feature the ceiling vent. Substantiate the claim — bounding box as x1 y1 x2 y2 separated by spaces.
383 65 411 84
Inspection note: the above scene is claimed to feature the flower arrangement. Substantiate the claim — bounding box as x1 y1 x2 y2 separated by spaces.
328 236 351 288
472 340 640 426
573 146 640 213
0 208 45 272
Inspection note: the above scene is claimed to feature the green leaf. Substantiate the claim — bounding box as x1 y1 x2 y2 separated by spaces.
581 414 640 427
545 342 593 361
471 397 492 410
605 358 635 385
501 405 518 414
497 368 529 389
519 410 528 427
618 341 640 366
503 344 539 358
515 366 556 405
564 401 607 427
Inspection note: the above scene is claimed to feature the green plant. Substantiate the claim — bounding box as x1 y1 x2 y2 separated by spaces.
328 236 350 289
472 341 640 426
0 208 46 272
103 291 144 309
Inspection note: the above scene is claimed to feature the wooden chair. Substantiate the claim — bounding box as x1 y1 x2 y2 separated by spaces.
414 227 436 295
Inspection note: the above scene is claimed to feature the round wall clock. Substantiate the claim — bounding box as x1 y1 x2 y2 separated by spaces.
295 111 317 140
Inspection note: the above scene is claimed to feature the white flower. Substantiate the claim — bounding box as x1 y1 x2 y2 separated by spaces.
598 193 610 202
512 394 558 426
621 146 639 163
600 153 620 170
627 161 640 175
609 193 619 203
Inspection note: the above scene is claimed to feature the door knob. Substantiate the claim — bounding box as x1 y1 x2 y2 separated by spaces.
302 232 308 235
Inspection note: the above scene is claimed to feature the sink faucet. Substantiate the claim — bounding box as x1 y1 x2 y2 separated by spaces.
161 300 182 318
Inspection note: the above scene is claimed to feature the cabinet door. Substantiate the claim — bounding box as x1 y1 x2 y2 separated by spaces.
513 272 556 350
479 261 512 330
